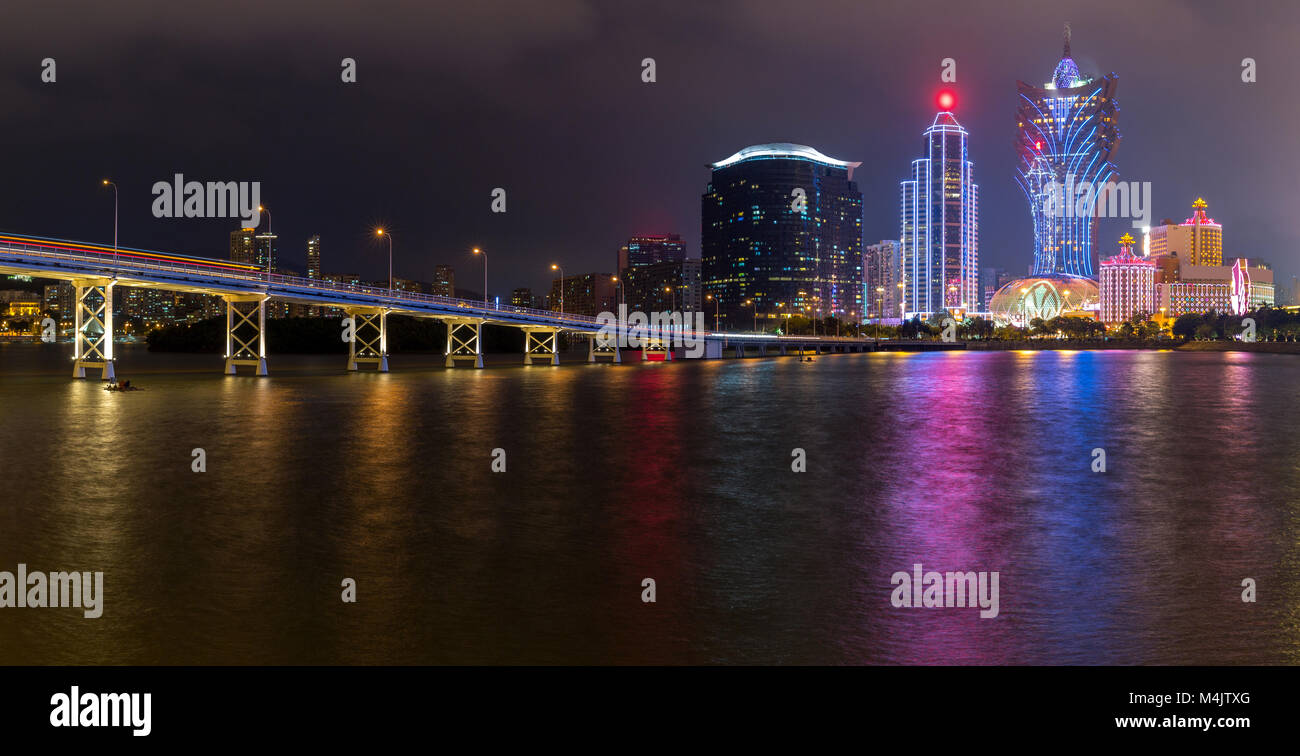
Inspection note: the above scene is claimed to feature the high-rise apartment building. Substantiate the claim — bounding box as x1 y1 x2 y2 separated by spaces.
702 143 863 328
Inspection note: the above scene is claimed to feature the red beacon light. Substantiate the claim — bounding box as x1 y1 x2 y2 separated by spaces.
937 91 955 110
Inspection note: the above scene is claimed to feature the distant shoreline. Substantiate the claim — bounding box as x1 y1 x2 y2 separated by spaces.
964 339 1300 354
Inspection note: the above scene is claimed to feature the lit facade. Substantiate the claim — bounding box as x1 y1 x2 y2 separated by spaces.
229 228 255 264
901 112 978 318
989 275 1099 327
1015 27 1120 278
702 143 863 327
511 287 535 308
1099 234 1156 323
549 272 617 317
306 235 321 279
1148 198 1223 266
865 240 902 319
431 265 455 297
620 234 686 272
1155 259 1274 316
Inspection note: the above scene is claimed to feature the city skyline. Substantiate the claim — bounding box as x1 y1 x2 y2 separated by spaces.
1 1 1296 299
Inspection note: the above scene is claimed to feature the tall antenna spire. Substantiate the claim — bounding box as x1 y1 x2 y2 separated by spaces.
1063 22 1072 57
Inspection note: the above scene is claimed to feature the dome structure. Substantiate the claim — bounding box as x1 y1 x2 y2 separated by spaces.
989 274 1099 327
1052 56 1082 89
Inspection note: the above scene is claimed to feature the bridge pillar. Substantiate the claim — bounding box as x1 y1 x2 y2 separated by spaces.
587 333 620 363
346 307 389 372
641 338 672 361
224 294 268 375
446 319 484 368
71 278 115 380
522 327 560 365
778 344 787 356
758 344 767 357
734 343 744 358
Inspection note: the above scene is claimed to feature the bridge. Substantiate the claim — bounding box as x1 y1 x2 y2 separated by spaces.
1 232 881 378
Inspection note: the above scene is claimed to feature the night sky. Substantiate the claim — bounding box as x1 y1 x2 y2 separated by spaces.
2 0 1298 297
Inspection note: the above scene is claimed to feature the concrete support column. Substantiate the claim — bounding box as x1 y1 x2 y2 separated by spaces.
71 278 116 380
223 294 270 376
447 319 485 368
346 308 389 372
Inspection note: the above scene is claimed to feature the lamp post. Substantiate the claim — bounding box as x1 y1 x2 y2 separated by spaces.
745 299 757 332
375 229 394 293
706 294 719 331
612 275 622 310
101 180 118 268
473 247 488 308
551 263 565 317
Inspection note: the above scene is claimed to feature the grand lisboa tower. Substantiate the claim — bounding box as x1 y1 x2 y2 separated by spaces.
992 24 1119 326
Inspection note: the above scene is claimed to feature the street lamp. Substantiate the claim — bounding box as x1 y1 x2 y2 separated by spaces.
473 247 488 308
745 298 757 332
612 275 622 310
551 263 565 317
101 180 118 268
375 229 394 293
706 293 719 331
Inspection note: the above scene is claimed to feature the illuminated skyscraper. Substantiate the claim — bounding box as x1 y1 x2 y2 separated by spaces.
306 235 321 279
230 228 255 264
1015 25 1120 278
1148 198 1223 266
1099 233 1156 323
900 106 979 318
702 143 863 328
254 231 277 272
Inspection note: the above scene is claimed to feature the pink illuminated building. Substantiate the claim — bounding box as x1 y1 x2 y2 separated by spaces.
1099 234 1156 324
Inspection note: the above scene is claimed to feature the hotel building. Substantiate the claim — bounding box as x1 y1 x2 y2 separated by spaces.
702 143 863 328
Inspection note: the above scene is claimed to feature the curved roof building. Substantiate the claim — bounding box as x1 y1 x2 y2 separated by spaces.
989 274 1099 327
702 143 863 328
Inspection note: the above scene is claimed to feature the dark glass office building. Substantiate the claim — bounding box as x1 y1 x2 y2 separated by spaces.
702 143 863 329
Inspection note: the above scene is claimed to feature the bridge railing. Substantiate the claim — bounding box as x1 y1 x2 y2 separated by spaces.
2 237 874 343
0 237 603 327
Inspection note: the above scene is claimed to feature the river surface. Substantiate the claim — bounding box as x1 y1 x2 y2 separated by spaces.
1 343 1298 664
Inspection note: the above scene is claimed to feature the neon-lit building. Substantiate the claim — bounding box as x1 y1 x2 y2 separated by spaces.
865 240 902 319
1015 25 1120 278
1148 198 1223 266
989 275 1098 327
1098 233 1157 323
702 143 863 328
1156 259 1274 317
900 104 979 318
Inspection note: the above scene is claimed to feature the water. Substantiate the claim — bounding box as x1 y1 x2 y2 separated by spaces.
1 343 1298 664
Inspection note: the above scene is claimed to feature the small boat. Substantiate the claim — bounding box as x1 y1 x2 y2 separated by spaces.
104 382 142 392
